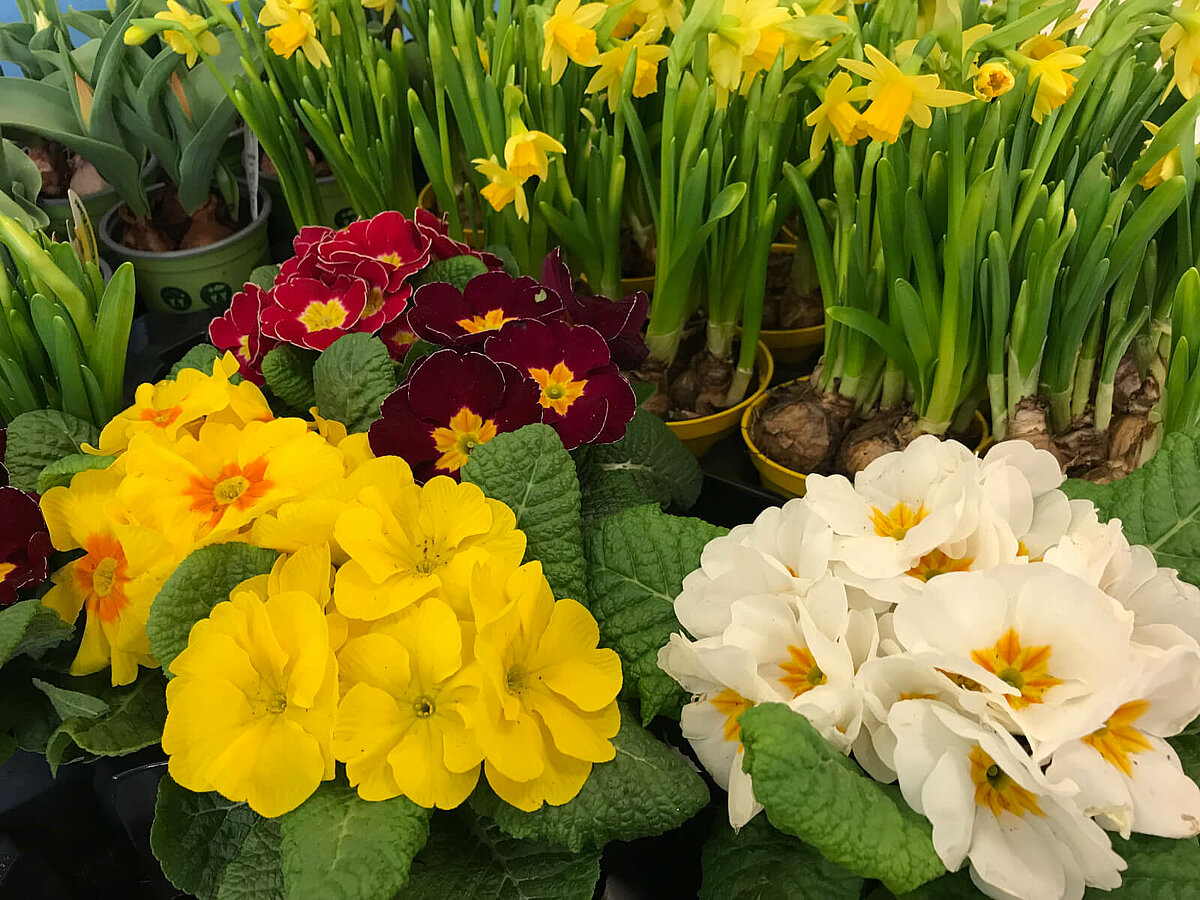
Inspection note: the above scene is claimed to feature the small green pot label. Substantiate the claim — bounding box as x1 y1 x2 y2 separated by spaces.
201 282 234 308
160 287 192 311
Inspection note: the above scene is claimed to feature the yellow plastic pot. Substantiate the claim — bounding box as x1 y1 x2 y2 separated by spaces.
417 183 484 248
621 274 655 297
741 379 992 499
666 341 774 458
759 241 825 363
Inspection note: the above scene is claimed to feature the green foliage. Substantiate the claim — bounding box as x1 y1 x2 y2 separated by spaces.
261 345 317 412
247 265 282 291
279 780 430 900
0 598 73 666
146 543 277 676
584 504 725 722
43 671 167 771
37 452 115 492
410 255 489 290
738 703 945 896
470 704 708 852
462 424 589 606
169 344 226 379
311 334 397 433
3 408 99 491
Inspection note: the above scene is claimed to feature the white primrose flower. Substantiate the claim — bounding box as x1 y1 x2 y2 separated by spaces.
890 564 1136 756
1046 641 1200 839
976 441 1073 561
673 498 833 639
890 700 1125 900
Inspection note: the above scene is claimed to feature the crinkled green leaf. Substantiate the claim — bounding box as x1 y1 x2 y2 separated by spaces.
700 814 864 900
411 255 489 290
312 334 397 433
584 504 725 723
894 870 977 899
470 703 708 851
261 345 316 412
574 410 703 522
279 779 430 900
146 543 277 676
1061 429 1200 586
398 808 600 900
1171 732 1200 783
53 669 167 756
1105 833 1200 898
169 344 225 379
152 776 283 900
738 703 945 895
247 265 281 291
3 408 99 491
37 452 115 492
32 677 110 720
0 599 73 666
462 424 589 606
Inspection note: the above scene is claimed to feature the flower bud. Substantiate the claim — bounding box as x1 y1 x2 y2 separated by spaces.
974 61 1015 101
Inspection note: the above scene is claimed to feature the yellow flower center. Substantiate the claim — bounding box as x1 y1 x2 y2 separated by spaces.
0 562 15 583
970 745 1044 818
711 689 754 745
778 645 826 697
362 288 385 319
184 458 274 531
92 557 117 598
530 362 587 416
1082 700 1153 776
140 404 183 427
266 693 288 714
906 549 974 582
74 535 129 624
298 299 349 333
413 695 436 718
870 501 928 540
413 539 451 575
237 335 252 362
456 308 515 335
213 475 250 505
970 629 1063 710
974 63 1014 100
505 666 527 695
432 408 499 472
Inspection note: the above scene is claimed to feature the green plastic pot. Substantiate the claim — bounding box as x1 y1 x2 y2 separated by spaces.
38 156 158 242
98 185 272 315
264 172 356 258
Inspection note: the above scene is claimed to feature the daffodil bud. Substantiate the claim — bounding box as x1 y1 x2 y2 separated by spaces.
123 24 151 46
33 11 50 31
973 61 1015 102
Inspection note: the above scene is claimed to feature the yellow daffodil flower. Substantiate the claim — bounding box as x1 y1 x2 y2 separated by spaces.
1015 29 1088 124
806 71 866 158
609 0 683 40
334 597 484 806
332 476 526 621
162 588 338 817
1163 0 1200 99
39 467 179 685
709 0 794 107
472 562 622 811
543 0 607 84
503 124 567 182
1137 122 1185 190
974 61 1014 102
586 36 670 112
259 0 330 69
361 0 395 24
472 156 530 222
838 45 973 143
154 0 219 67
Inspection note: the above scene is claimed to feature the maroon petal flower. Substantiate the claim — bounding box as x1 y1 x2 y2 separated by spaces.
0 486 51 607
540 249 649 370
261 276 371 351
369 349 541 481
379 311 421 361
318 211 433 293
209 283 276 384
485 319 635 449
414 208 505 269
407 270 563 348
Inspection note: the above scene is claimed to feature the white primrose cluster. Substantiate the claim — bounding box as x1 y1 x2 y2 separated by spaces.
658 436 1200 900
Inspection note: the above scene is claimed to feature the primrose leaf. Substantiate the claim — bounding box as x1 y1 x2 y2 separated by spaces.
410 255 489 290
50 670 168 757
33 677 110 720
261 345 317 412
37 452 115 492
169 344 226 379
246 265 281 291
0 598 73 666
311 334 397 433
3 408 99 491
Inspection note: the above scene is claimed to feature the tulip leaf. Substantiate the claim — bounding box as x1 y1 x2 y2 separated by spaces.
462 424 589 607
146 543 277 676
0 598 73 666
312 333 397 434
152 776 284 900
469 703 708 852
700 814 864 900
279 780 430 900
2 407 99 492
738 703 945 896
1060 428 1200 587
261 345 316 413
397 808 600 900
574 409 703 523
583 504 725 724
37 451 115 492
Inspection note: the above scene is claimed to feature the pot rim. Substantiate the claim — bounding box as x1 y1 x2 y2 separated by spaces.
664 340 774 432
97 181 272 261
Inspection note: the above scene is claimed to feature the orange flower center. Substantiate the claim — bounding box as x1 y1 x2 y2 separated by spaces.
778 645 826 697
139 404 183 428
183 457 274 531
970 745 1044 818
530 362 587 415
431 408 499 472
907 549 974 582
970 628 1063 710
298 299 349 333
72 534 130 623
456 308 516 334
871 501 928 540
711 689 754 745
1082 700 1153 776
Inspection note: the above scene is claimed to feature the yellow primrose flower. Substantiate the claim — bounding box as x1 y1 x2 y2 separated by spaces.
973 61 1014 102
155 0 219 67
473 156 530 222
120 417 344 545
162 588 338 817
332 476 526 622
586 36 669 113
504 125 567 182
473 562 622 811
39 467 179 685
1163 1 1200 99
543 0 606 84
334 597 483 807
806 71 866 158
1016 32 1088 124
708 0 794 107
1137 122 1185 190
259 0 330 69
838 45 973 143
361 0 395 24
